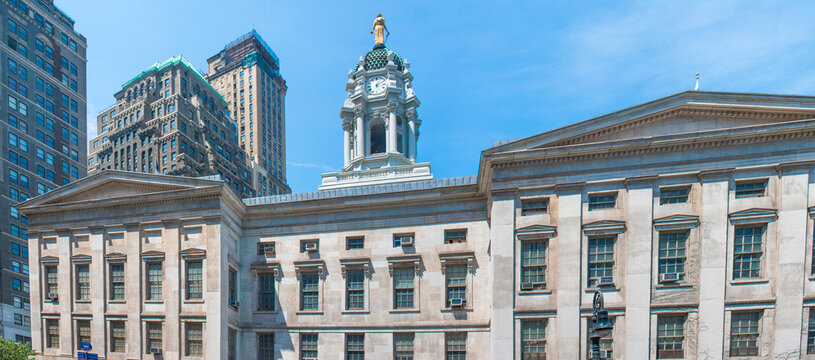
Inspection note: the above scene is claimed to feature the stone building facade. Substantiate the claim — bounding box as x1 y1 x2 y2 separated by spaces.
0 0 87 343
206 30 290 196
23 90 815 359
87 55 254 198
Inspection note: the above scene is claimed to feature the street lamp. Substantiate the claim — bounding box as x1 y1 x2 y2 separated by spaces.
589 290 613 360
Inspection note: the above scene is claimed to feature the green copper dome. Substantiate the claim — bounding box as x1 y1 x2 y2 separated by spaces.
359 46 403 71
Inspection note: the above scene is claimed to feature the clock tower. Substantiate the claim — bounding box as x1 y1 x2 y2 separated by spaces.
320 14 432 190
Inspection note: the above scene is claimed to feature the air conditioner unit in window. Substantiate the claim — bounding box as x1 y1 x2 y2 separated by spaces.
600 350 611 359
449 298 465 308
304 243 318 252
520 282 534 290
596 276 615 287
659 273 680 283
47 292 58 301
150 348 162 354
399 236 414 247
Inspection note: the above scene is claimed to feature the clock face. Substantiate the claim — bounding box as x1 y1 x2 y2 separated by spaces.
366 76 387 94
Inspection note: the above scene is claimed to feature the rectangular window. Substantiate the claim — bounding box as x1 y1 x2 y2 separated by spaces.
301 271 319 311
258 273 276 311
657 315 685 359
185 323 203 356
46 319 59 348
75 264 90 300
258 333 274 360
735 179 766 198
146 322 163 353
660 186 690 204
658 231 687 281
146 262 163 300
110 321 126 353
445 332 467 360
186 260 203 300
76 320 91 350
588 193 617 210
394 267 415 309
228 268 237 306
346 236 364 250
733 225 764 279
446 265 467 307
346 333 364 360
346 270 365 310
521 319 547 359
110 264 125 300
521 198 549 215
301 333 318 360
393 233 415 247
228 328 237 360
587 236 615 287
444 229 468 244
521 240 547 291
394 333 414 360
730 311 760 356
45 265 58 297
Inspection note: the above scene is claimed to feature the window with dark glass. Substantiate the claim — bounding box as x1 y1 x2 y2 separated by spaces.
521 319 546 359
658 231 687 281
444 229 467 244
735 179 766 198
186 260 203 300
657 315 685 359
733 225 764 279
445 265 467 307
587 236 615 287
300 333 318 360
146 262 163 300
258 333 274 360
393 333 414 360
521 240 547 290
345 333 364 360
185 322 203 356
258 273 276 311
346 236 364 250
75 264 90 300
521 198 549 215
445 332 467 360
300 271 319 311
660 186 690 204
110 321 126 353
76 320 91 350
393 267 415 309
588 193 617 210
346 269 365 310
730 311 760 356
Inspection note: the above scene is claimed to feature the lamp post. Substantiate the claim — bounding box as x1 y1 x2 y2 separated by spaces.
589 290 614 360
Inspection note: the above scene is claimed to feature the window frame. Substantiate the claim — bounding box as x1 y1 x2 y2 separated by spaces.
588 192 617 211
656 314 685 359
729 310 761 357
659 186 690 205
521 197 549 215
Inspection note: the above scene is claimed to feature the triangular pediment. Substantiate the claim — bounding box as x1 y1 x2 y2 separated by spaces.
516 224 557 240
729 208 777 224
582 220 626 235
486 91 815 154
20 170 224 208
654 214 700 231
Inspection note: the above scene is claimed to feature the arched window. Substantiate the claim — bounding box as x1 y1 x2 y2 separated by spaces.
370 120 386 154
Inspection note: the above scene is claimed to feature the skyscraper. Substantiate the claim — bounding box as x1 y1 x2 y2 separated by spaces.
1 0 87 343
207 30 290 196
87 55 254 198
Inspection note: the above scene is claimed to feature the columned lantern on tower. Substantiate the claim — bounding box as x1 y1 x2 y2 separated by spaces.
320 14 432 190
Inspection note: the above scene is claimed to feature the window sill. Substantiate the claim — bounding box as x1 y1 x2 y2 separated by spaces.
75 300 91 304
253 310 279 314
389 309 420 314
441 307 473 313
342 309 370 314
729 279 769 286
655 283 693 289
183 299 205 304
108 300 126 304
296 311 323 315
584 287 619 293
519 289 552 295
144 300 164 304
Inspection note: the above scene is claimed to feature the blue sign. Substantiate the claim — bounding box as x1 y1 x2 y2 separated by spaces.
87 353 98 360
77 353 86 360
80 342 92 351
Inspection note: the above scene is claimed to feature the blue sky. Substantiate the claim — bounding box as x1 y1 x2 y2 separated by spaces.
61 1 815 193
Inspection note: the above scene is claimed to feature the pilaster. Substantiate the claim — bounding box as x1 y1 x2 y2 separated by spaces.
490 189 516 358
624 176 656 357
555 183 584 358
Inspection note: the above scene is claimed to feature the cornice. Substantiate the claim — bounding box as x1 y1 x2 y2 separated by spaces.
489 124 815 170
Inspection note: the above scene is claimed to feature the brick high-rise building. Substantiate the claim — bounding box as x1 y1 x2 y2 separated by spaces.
207 30 290 196
88 55 254 198
0 0 87 344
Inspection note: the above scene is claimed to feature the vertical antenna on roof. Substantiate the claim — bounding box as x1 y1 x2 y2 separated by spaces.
694 72 700 91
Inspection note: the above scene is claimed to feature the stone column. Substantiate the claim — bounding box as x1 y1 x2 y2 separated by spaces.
27 231 43 352
124 223 142 360
162 220 181 358
355 110 365 159
408 111 418 160
772 164 810 356
56 229 72 356
388 111 398 153
342 120 351 167
489 190 516 358
624 176 656 357
696 169 731 359
90 227 107 353
555 183 584 358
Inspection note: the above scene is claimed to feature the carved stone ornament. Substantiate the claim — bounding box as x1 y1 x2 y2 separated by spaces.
342 119 354 131
387 101 400 113
406 108 417 122
353 105 364 117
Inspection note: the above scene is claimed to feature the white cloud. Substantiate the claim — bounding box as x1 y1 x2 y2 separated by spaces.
287 162 334 172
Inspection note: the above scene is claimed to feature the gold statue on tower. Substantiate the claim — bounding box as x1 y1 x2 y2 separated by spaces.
371 13 389 48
